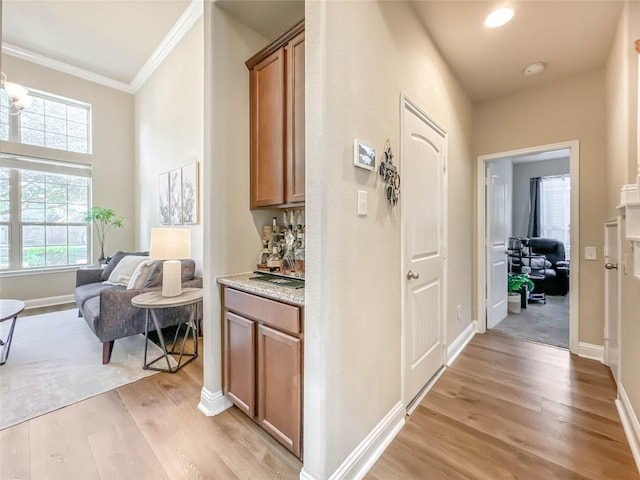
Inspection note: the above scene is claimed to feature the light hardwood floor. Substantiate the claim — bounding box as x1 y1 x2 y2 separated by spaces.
2 324 638 479
368 332 640 480
0 338 302 480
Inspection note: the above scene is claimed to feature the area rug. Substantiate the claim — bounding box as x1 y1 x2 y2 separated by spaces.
0 308 173 430
491 295 569 348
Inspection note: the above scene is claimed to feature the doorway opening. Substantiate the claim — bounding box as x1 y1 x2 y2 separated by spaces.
477 141 579 353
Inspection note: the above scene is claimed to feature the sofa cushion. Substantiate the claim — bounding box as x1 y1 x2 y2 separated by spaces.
75 282 121 310
127 259 158 289
101 251 149 281
104 255 150 286
144 259 196 288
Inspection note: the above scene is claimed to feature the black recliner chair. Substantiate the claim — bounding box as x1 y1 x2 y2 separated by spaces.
527 237 569 296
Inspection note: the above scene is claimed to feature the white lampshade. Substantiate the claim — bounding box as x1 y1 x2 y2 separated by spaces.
149 228 191 260
4 81 29 100
149 228 191 297
14 95 33 110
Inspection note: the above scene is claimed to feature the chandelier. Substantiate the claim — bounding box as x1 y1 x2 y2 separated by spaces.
1 72 33 115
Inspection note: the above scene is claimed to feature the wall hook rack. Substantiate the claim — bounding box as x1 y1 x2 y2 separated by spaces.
379 140 400 207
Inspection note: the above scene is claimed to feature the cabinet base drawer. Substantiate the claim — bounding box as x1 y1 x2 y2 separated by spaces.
224 288 300 335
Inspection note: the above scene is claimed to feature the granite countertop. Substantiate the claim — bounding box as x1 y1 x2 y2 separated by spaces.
217 272 305 306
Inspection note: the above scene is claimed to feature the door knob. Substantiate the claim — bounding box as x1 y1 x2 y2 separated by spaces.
604 262 618 270
407 270 420 280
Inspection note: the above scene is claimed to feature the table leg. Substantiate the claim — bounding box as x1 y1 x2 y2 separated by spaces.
143 306 198 373
0 315 18 365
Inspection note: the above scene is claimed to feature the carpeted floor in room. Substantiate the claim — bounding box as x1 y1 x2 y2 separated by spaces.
491 294 569 348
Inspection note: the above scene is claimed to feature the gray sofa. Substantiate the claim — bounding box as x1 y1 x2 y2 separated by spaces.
75 252 202 364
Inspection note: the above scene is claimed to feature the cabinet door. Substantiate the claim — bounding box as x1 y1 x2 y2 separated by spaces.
257 324 301 457
286 31 305 204
250 48 286 209
224 312 256 418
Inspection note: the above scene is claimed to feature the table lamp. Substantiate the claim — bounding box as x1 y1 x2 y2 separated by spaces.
149 227 191 297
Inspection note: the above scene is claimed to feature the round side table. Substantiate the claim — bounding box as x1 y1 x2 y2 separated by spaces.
131 288 202 373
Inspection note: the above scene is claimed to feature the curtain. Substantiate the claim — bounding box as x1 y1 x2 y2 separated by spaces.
527 177 542 238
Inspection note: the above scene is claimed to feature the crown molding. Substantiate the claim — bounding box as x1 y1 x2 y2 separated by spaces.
129 0 203 93
2 43 134 94
1 0 203 95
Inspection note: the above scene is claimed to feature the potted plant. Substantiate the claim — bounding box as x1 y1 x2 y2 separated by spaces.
83 207 124 264
507 273 535 314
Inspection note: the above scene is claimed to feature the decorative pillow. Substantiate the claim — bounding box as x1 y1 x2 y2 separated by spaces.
101 251 149 281
127 259 158 290
143 259 196 288
104 255 150 286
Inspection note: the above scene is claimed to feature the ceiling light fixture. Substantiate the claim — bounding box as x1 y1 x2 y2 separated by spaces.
484 7 514 28
523 62 545 76
1 72 33 115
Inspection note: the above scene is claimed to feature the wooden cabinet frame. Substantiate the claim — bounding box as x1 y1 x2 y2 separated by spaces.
247 19 305 209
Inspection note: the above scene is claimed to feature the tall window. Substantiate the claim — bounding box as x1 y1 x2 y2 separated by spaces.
0 155 91 271
540 174 571 257
1 88 91 154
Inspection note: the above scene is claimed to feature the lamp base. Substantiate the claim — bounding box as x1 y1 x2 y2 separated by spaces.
162 260 183 297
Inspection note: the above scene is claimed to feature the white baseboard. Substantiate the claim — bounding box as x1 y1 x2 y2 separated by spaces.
24 294 75 310
616 383 640 474
576 341 605 363
197 387 232 416
299 469 317 480
446 322 475 367
304 401 404 480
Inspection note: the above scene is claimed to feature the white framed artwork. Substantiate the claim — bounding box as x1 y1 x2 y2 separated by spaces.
169 167 183 225
158 171 170 224
181 162 199 224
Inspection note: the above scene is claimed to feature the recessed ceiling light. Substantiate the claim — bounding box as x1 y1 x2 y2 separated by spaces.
484 7 514 28
524 62 545 76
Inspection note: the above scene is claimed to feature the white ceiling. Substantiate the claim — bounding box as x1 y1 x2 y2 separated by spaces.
2 0 191 84
1 1 626 102
410 0 624 102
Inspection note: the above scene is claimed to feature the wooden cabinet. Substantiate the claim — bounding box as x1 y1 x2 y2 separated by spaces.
247 20 304 209
222 287 303 458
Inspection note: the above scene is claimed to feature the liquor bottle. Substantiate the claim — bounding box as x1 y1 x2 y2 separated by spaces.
294 232 305 277
267 246 283 272
257 240 270 269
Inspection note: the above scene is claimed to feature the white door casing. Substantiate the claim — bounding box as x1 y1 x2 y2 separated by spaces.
401 95 447 409
604 219 621 384
486 161 511 329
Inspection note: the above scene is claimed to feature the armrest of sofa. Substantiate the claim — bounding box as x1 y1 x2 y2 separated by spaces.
183 276 203 288
556 261 569 269
76 267 104 287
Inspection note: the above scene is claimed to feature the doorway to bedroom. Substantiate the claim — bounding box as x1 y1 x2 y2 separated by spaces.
478 142 578 351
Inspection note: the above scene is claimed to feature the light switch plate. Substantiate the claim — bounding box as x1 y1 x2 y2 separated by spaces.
357 190 368 216
585 246 597 260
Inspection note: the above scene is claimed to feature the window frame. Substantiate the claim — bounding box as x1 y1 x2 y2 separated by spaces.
0 154 93 274
1 87 92 154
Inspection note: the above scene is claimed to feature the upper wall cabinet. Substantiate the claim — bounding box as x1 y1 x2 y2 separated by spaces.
246 20 305 209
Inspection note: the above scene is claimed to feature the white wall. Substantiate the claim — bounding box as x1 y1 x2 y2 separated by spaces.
304 1 473 477
134 19 204 272
201 4 275 405
512 158 570 237
0 55 135 302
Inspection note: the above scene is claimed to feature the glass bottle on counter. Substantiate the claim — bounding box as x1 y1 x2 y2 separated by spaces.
257 240 270 269
294 232 305 277
267 246 283 272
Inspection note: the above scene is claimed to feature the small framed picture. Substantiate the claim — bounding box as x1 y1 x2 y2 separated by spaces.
354 139 376 171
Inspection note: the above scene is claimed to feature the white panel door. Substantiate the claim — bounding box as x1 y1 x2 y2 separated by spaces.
604 220 620 384
486 161 510 329
402 98 446 407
